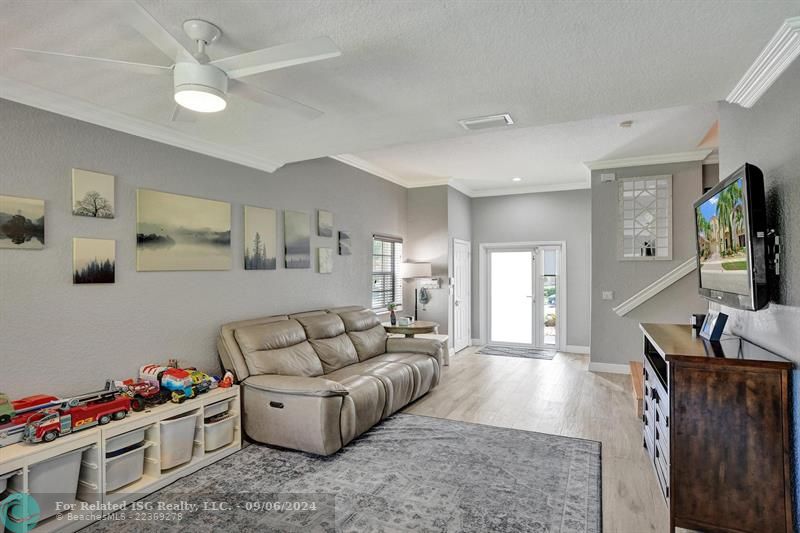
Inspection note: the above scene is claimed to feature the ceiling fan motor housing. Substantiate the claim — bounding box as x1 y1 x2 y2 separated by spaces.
173 62 228 100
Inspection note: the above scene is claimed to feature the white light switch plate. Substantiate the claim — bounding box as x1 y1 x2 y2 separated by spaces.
602 291 614 301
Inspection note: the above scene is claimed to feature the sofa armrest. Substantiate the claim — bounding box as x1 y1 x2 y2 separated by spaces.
243 374 348 397
386 337 443 358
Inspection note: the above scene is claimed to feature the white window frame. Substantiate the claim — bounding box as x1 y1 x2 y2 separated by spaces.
371 235 403 312
618 175 673 261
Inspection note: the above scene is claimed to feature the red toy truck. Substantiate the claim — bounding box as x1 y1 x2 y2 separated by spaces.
23 395 132 443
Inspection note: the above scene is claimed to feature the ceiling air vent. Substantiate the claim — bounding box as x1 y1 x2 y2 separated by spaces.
458 113 514 131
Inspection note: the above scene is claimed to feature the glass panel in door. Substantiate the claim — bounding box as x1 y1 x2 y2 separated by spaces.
490 251 533 344
541 248 559 347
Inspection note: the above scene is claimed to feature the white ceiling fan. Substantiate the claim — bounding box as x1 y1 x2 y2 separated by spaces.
12 2 341 121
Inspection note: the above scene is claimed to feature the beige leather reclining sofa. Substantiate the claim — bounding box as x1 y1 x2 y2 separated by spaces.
217 306 443 455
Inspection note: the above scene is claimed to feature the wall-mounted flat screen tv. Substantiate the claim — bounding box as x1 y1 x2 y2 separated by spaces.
693 163 768 311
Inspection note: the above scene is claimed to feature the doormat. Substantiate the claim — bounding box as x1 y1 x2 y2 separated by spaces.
478 345 556 360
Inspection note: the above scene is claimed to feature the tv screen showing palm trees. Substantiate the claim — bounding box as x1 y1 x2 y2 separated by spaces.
695 178 750 296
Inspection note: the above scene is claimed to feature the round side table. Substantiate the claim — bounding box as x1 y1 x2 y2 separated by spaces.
382 321 438 338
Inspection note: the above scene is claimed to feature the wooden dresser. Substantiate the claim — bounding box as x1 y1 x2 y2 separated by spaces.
639 323 794 533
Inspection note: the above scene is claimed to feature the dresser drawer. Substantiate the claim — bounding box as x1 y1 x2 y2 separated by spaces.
654 449 670 502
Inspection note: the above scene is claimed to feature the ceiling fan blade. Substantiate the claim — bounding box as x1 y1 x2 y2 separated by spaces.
229 80 323 120
171 104 197 123
127 0 197 63
212 36 341 80
12 48 171 75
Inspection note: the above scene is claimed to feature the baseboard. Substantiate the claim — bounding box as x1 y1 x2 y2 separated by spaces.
564 344 590 355
588 362 631 375
471 339 483 346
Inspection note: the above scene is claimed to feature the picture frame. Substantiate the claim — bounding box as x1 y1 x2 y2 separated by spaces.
700 310 728 341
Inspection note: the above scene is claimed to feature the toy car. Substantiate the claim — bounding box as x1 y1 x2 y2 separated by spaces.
23 394 132 443
117 379 170 411
189 371 214 394
159 368 196 404
0 394 12 425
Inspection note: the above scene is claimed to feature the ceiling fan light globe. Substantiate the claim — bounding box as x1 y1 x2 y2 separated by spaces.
174 86 227 113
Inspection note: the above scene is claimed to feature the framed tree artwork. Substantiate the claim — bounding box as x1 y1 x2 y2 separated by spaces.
72 168 115 218
73 238 115 284
244 206 277 270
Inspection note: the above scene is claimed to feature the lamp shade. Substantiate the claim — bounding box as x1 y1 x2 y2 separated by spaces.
399 262 432 279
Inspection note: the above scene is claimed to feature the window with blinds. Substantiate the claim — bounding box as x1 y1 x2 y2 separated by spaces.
371 235 403 311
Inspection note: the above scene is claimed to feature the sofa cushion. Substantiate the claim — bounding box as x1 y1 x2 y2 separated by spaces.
310 335 359 373
297 314 346 339
339 309 381 332
372 352 439 400
235 320 323 377
338 375 386 445
296 314 359 372
348 324 387 361
326 360 414 418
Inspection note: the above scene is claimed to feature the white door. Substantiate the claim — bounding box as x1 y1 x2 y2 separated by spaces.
488 246 561 349
453 239 471 352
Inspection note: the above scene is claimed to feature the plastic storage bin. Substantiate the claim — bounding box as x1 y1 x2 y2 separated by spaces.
9 447 86 521
105 443 147 491
204 400 230 419
106 428 146 454
160 412 198 470
204 416 235 452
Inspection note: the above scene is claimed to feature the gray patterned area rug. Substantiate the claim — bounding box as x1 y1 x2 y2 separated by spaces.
85 414 601 533
478 344 557 360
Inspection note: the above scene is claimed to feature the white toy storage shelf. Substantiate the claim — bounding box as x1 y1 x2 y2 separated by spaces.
0 385 241 532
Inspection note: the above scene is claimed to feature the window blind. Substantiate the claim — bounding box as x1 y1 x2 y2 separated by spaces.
371 235 403 310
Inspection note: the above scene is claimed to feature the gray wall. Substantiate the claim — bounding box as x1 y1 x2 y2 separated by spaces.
717 59 800 360
717 59 800 525
447 186 472 342
590 161 707 366
0 100 407 398
404 186 449 332
470 189 592 347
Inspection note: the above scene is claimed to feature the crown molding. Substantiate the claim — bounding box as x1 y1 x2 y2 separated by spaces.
0 76 285 173
332 154 590 197
469 179 589 198
726 16 800 108
329 154 410 187
585 149 713 171
702 152 719 165
444 179 474 197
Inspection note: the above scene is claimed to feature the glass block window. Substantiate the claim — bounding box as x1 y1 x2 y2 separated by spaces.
371 235 403 310
619 175 672 260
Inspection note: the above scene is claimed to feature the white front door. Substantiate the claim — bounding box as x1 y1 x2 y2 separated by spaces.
488 245 561 349
452 239 471 352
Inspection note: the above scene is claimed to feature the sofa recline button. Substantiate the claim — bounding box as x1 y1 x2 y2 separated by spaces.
269 401 284 409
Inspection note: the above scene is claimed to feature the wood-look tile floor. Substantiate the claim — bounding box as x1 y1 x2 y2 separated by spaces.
402 347 671 533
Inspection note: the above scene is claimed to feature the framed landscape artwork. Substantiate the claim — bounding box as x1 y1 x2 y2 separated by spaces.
0 195 44 249
338 231 351 255
72 168 114 218
136 189 231 271
244 206 277 270
318 247 333 274
318 210 333 237
284 210 311 268
73 238 115 284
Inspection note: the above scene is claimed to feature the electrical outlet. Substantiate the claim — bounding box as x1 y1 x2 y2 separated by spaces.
602 291 614 301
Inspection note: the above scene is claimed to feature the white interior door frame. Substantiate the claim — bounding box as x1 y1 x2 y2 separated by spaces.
478 241 567 349
451 238 471 352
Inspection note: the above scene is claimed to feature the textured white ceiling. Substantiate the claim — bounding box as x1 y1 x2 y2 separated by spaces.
0 1 795 173
348 102 720 195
